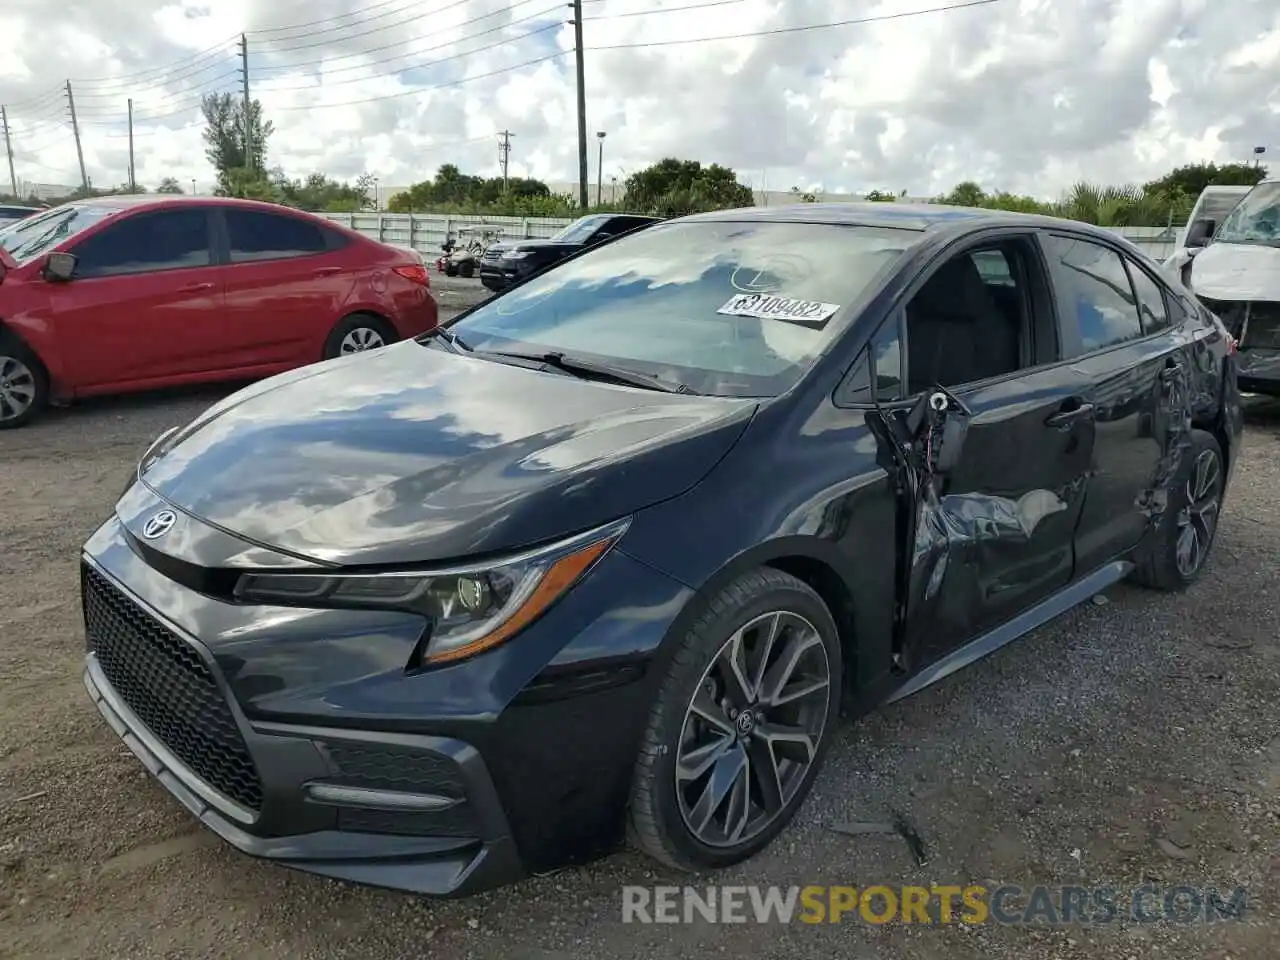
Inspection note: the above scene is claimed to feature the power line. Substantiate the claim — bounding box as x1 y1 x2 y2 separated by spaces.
255 18 565 95
584 0 749 20
270 50 571 110
589 0 1007 50
249 0 432 37
252 1 563 85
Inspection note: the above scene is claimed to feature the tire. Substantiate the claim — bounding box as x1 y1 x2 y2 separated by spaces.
459 260 475 279
445 262 459 277
321 313 398 361
1130 429 1224 591
0 333 49 430
628 567 843 872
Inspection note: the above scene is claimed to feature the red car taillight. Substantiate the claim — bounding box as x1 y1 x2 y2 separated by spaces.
393 264 430 286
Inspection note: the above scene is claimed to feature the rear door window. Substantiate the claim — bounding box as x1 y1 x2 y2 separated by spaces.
1124 260 1170 333
72 208 212 278
1042 234 1143 356
225 209 331 264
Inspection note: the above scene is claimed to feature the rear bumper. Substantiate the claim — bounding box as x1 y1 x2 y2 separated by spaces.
82 616 524 897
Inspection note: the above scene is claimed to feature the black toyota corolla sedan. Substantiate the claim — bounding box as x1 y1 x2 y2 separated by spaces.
81 202 1244 897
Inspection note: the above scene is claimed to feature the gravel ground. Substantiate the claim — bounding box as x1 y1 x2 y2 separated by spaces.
2 276 1278 958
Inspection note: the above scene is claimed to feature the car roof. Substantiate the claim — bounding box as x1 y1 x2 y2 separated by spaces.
55 195 324 216
678 201 1119 239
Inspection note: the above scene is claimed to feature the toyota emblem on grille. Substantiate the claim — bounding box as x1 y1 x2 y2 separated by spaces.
141 509 177 539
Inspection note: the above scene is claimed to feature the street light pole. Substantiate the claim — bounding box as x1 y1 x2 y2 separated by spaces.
596 131 606 207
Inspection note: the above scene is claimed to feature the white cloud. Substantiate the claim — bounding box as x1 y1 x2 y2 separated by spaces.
0 0 1278 199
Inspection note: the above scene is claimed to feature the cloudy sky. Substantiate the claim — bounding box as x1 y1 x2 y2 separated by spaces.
0 0 1276 200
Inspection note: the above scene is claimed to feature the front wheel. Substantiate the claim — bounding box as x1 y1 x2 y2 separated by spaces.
628 568 842 871
0 334 49 430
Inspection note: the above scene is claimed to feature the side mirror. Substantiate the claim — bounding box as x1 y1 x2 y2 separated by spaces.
43 251 77 282
1185 218 1215 248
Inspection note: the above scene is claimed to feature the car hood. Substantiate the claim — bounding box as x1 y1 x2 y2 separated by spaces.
140 342 756 567
1187 241 1280 301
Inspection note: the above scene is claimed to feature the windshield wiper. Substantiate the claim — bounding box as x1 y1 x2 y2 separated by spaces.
480 349 697 394
420 326 473 353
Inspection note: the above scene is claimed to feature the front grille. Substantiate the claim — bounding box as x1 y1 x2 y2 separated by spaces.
1197 297 1280 348
83 565 264 811
482 248 502 262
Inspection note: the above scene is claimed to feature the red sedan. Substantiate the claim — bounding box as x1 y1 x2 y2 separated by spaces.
0 196 438 428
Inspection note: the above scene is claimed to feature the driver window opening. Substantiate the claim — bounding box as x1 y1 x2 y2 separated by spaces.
904 243 1031 394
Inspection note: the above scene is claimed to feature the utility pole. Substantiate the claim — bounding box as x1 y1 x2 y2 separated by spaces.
571 0 588 210
66 81 89 195
239 34 252 171
498 130 514 192
127 98 136 193
1 107 17 198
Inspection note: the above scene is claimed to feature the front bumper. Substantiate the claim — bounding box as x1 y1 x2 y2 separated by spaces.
1238 347 1280 395
81 559 523 897
477 261 534 291
78 497 691 894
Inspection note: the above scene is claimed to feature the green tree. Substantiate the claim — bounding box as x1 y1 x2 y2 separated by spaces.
155 177 183 194
622 159 754 216
386 164 562 215
864 189 896 202
1142 161 1267 198
201 92 274 194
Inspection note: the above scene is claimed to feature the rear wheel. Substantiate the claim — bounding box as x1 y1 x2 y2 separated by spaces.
1131 429 1224 591
459 260 475 278
0 333 49 430
628 568 842 871
322 313 398 361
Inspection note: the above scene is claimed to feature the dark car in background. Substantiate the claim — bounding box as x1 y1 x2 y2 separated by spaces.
80 203 1241 898
0 195 437 428
0 204 43 227
478 212 661 292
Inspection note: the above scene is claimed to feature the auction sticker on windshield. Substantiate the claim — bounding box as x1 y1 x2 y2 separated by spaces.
717 293 840 328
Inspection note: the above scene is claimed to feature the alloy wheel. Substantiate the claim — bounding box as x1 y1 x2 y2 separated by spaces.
675 611 831 848
1174 448 1221 578
339 327 386 354
0 354 37 423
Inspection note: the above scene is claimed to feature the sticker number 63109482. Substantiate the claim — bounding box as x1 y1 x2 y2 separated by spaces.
716 293 841 328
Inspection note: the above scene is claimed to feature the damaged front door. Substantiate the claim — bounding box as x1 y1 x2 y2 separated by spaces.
869 235 1098 676
884 372 1096 673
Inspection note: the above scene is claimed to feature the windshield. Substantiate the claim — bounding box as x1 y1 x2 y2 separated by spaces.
446 220 918 397
1215 181 1280 245
551 215 610 243
0 204 117 264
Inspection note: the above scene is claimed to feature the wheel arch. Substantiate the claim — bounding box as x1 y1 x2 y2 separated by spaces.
321 309 399 359
639 536 869 697
0 318 54 385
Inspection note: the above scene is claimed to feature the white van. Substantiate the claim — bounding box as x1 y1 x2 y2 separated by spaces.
1166 179 1280 396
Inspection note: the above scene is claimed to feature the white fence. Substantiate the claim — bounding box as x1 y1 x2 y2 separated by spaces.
323 212 1184 262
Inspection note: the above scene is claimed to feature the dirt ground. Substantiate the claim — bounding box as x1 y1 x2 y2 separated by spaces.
2 277 1278 958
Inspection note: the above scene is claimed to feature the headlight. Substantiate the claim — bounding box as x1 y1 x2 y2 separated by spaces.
504 250 532 260
233 518 629 666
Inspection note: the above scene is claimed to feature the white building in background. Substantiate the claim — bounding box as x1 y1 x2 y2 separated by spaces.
15 179 77 200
